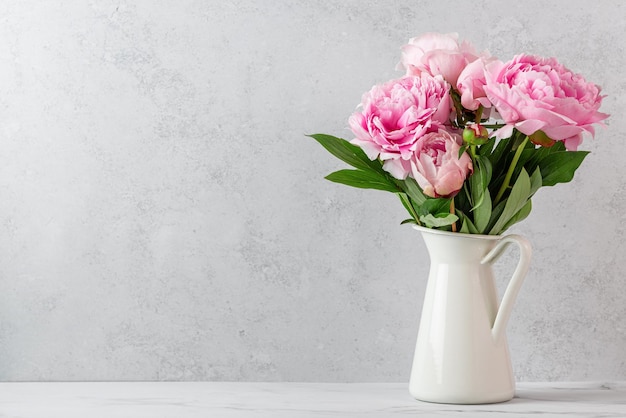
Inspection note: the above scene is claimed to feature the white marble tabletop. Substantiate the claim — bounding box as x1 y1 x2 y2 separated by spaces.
0 381 624 417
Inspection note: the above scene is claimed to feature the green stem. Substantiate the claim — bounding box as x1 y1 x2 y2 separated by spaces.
494 135 529 205
468 106 483 162
475 106 483 123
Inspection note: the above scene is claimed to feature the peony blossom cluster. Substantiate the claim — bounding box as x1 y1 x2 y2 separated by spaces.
348 32 608 198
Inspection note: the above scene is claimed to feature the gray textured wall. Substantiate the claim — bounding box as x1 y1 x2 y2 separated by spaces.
0 0 624 382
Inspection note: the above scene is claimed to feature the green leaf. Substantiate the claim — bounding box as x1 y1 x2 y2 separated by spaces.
529 167 542 197
468 156 493 233
489 135 514 168
397 193 419 224
550 141 567 152
486 199 506 234
473 190 492 233
470 158 492 201
458 212 479 234
308 134 385 174
538 151 589 186
477 155 493 191
419 213 459 228
522 145 551 176
458 144 469 159
397 177 427 206
400 218 418 225
477 137 496 156
489 168 531 235
417 197 451 217
325 169 398 192
502 199 532 231
415 196 456 229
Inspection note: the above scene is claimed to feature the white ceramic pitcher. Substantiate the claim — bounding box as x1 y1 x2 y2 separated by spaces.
409 225 532 404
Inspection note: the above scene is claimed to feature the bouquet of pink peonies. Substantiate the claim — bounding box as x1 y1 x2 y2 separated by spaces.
311 33 608 234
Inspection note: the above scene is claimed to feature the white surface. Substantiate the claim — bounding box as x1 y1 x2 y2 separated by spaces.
410 227 531 403
0 382 624 417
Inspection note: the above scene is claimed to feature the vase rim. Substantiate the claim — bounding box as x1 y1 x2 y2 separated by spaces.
412 224 503 240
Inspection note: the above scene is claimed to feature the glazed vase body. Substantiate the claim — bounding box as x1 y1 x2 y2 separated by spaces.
409 226 532 404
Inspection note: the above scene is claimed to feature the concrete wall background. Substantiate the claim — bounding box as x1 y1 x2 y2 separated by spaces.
0 0 624 381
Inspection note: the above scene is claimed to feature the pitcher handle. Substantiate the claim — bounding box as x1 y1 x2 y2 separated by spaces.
481 234 532 344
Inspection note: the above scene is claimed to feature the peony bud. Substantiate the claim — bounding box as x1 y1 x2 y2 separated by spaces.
529 130 556 148
462 123 489 145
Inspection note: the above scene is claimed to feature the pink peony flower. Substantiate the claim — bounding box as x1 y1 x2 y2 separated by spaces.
483 54 608 150
399 32 480 87
349 74 452 179
457 57 495 111
410 130 473 198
